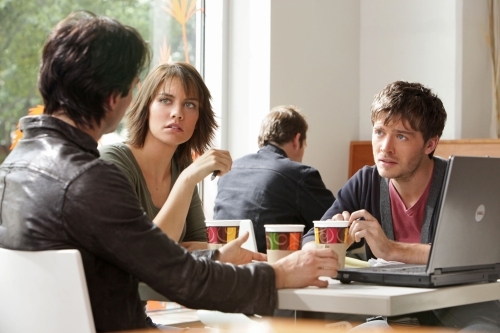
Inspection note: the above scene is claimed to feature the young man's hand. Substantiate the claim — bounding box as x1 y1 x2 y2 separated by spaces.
348 209 392 259
217 231 267 265
347 209 430 264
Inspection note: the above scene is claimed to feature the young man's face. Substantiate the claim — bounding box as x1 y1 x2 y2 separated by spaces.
371 116 434 181
106 78 139 134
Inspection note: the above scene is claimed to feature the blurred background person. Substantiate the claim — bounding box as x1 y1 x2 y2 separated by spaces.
214 105 335 253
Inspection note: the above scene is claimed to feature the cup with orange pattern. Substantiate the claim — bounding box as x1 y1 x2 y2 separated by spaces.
314 221 349 268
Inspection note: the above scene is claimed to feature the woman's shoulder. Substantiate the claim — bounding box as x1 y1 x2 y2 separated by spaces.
99 141 127 153
98 142 141 177
99 142 131 161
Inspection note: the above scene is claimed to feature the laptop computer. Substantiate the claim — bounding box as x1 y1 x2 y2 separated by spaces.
336 155 500 288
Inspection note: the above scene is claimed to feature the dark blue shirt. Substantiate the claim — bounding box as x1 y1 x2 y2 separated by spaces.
214 144 335 253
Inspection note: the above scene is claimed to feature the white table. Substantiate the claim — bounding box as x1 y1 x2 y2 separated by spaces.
277 278 500 316
140 279 500 317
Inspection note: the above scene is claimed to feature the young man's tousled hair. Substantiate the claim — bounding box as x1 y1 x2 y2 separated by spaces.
39 11 151 129
371 81 447 158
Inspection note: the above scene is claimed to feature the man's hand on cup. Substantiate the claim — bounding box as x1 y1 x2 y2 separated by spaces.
271 248 339 289
331 211 351 221
217 231 267 265
348 209 392 259
330 212 355 246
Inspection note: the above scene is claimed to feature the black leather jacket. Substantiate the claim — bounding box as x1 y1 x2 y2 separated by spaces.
0 116 277 332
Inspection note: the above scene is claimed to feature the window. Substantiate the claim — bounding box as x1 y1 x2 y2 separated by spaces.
0 0 205 161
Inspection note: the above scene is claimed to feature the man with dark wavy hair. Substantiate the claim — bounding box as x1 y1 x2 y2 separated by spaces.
0 12 339 332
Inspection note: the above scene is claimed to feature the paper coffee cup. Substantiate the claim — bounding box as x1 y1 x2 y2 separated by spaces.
313 221 349 268
264 224 304 263
205 220 241 250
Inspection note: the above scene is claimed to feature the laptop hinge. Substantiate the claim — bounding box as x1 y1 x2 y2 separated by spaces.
435 264 500 275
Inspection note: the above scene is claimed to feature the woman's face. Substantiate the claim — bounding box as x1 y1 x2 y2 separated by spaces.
147 77 200 148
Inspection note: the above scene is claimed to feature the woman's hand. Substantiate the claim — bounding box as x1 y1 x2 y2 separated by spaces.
184 149 232 184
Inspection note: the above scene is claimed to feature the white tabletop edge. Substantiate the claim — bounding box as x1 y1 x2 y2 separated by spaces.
277 279 500 316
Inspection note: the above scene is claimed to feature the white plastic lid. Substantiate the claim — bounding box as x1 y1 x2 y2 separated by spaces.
205 220 241 227
263 224 305 232
313 221 349 228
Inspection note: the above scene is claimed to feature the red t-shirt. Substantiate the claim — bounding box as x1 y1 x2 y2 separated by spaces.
389 176 432 243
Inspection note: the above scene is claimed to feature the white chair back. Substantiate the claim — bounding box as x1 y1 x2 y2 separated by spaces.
238 219 257 252
0 248 95 333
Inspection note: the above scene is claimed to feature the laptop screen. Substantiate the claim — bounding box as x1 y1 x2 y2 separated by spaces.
427 156 500 274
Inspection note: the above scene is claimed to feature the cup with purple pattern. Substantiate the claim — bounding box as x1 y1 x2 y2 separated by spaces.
205 220 240 250
314 221 349 268
264 224 305 263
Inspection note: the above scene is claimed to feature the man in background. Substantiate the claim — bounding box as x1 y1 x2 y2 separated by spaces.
214 105 335 253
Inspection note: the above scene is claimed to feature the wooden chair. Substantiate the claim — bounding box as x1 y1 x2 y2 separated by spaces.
0 248 95 333
349 139 500 178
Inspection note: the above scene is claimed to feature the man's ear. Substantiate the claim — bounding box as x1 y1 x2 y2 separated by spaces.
291 133 301 150
424 136 439 155
106 92 119 111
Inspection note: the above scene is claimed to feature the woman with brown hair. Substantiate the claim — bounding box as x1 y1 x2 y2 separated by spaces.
99 62 232 251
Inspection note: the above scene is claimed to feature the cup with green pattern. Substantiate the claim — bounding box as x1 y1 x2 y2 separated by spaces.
264 224 304 263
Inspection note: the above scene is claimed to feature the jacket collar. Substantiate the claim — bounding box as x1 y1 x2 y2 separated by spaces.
259 143 288 158
20 115 99 157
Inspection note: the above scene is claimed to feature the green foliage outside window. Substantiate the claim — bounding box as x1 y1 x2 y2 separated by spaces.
0 0 200 162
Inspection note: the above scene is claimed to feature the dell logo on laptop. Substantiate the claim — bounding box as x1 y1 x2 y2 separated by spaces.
475 204 485 222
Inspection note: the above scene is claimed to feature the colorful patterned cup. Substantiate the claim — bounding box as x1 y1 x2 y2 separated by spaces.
264 224 305 263
314 221 349 268
205 220 240 250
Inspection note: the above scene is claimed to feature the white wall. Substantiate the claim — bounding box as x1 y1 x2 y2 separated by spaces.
220 0 360 195
359 0 459 139
269 0 360 194
203 0 495 217
461 0 493 138
225 1 271 158
359 0 493 140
